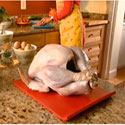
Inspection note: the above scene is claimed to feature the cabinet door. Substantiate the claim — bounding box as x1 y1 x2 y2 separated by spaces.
45 31 60 44
84 45 100 58
13 33 45 51
84 25 103 48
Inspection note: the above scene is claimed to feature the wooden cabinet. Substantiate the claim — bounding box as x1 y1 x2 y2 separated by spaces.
45 31 60 44
83 25 106 75
13 31 60 51
13 33 45 51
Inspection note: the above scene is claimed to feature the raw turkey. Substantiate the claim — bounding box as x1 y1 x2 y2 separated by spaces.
18 44 98 96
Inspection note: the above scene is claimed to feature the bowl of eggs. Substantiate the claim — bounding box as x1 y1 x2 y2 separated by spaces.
13 41 37 64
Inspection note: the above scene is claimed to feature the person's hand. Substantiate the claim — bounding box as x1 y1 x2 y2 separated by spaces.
40 17 52 26
49 8 56 16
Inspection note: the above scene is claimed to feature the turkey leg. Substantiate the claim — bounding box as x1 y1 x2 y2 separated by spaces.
55 80 91 96
70 46 91 72
70 47 98 89
36 65 92 90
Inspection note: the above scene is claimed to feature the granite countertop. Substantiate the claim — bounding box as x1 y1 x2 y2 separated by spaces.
7 18 108 37
0 65 125 124
8 22 59 37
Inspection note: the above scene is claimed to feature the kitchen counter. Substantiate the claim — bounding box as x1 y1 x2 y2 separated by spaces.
7 18 108 37
8 22 59 37
0 64 125 124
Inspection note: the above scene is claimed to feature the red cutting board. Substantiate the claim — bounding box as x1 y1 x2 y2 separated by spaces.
14 79 115 121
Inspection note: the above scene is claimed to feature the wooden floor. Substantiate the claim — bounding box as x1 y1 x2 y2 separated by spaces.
107 68 125 86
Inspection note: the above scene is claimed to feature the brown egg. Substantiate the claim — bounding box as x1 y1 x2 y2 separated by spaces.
18 48 24 50
14 41 21 49
3 43 11 50
21 41 27 49
27 43 31 48
24 44 31 50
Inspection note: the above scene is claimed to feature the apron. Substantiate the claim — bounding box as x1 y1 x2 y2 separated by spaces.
56 0 84 48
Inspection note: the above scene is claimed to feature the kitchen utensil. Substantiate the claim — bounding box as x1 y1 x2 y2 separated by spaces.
14 79 115 121
32 24 54 29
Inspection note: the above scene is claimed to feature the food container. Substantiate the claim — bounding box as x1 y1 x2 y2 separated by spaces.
16 17 31 26
0 21 12 30
13 44 37 65
0 30 14 68
0 30 13 44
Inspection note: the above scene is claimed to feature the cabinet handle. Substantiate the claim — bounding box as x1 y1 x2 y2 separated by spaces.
88 48 92 51
88 33 93 38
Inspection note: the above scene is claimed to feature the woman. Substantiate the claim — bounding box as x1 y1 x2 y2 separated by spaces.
40 0 86 48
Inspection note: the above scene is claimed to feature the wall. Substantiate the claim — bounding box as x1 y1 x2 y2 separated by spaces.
118 23 125 69
0 1 56 16
108 1 125 78
1 1 108 16
96 1 125 79
80 1 108 14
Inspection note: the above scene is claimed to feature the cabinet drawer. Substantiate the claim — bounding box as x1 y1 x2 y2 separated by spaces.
91 66 98 73
86 29 100 38
89 56 99 66
84 45 100 57
84 26 103 47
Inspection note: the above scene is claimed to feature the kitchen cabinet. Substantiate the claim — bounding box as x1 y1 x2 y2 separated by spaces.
83 25 106 75
13 31 60 51
45 31 60 44
13 33 45 51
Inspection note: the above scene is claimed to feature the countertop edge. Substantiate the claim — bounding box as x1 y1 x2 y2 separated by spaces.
8 19 108 37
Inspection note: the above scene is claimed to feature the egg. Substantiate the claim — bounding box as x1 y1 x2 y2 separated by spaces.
14 41 21 49
21 41 27 49
18 48 24 50
24 44 31 50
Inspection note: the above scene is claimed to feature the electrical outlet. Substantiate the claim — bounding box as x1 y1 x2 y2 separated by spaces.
21 0 26 10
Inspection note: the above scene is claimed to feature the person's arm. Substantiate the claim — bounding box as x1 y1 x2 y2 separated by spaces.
39 1 74 25
52 1 74 21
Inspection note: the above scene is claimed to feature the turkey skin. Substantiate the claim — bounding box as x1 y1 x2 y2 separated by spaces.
18 44 98 96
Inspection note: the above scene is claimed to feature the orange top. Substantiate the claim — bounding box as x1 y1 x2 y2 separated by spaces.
52 1 80 21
